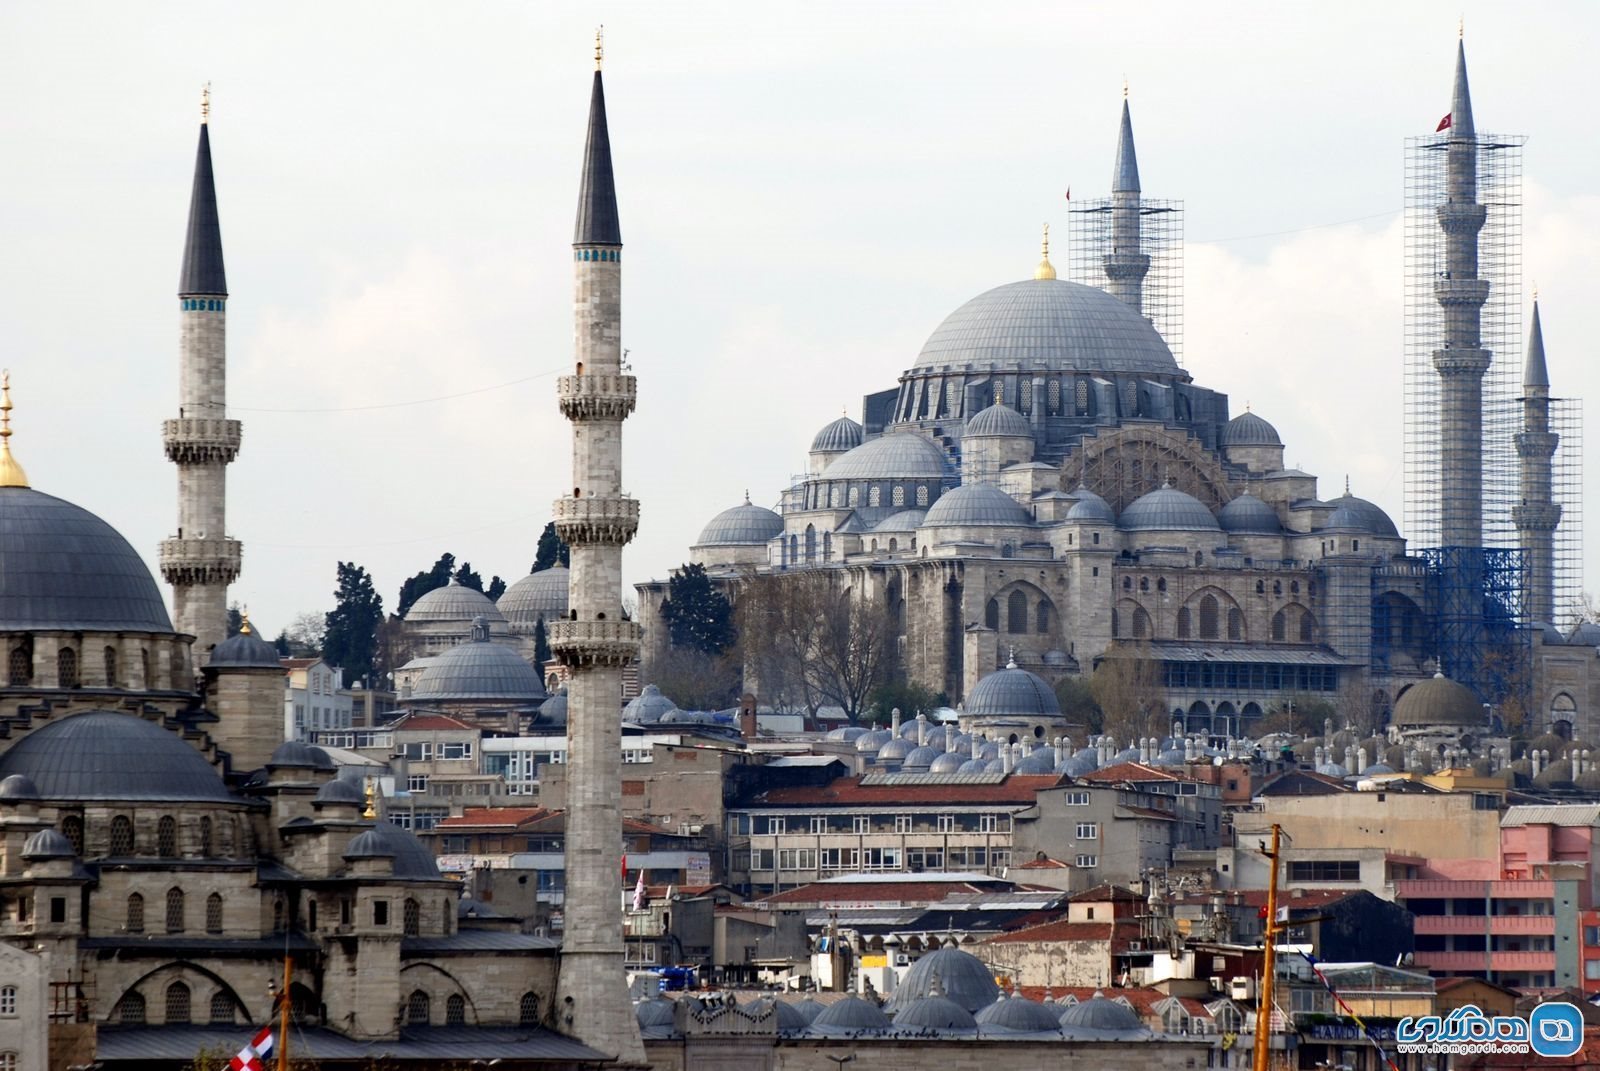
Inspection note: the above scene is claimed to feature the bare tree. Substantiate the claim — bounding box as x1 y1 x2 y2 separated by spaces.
1090 641 1167 743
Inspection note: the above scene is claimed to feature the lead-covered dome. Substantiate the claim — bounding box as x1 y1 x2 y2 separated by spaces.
889 948 1000 1013
966 662 1062 719
405 580 507 626
0 486 173 632
1218 493 1281 534
695 500 783 546
914 279 1181 377
342 821 443 880
812 995 892 1033
1058 995 1150 1035
976 993 1066 1033
624 683 678 723
497 566 569 627
1065 485 1115 523
965 403 1032 438
0 710 232 802
1222 411 1281 446
922 484 1031 528
811 415 864 453
1321 493 1400 537
412 634 545 703
822 433 950 482
1119 484 1221 531
874 509 927 532
210 626 283 669
1394 673 1484 728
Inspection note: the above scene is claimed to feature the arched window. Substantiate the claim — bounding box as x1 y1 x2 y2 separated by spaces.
140 648 151 685
209 991 235 1024
1007 591 1027 633
205 893 224 934
1111 609 1120 637
114 991 146 1024
1048 379 1061 414
1299 610 1316 644
1176 608 1191 638
848 486 859 508
1139 577 1149 592
403 899 421 937
1228 608 1243 641
0 987 10 1015
1198 595 1219 639
1157 578 1167 593
822 531 832 560
1075 378 1090 415
1020 379 1033 412
104 646 118 686
892 485 906 508
442 898 452 935
446 993 466 1025
1273 581 1282 595
166 888 185 933
868 486 881 508
61 815 83 855
916 485 929 507
0 1054 15 1071
110 815 135 856
58 647 78 688
272 899 284 932
519 991 540 1026
1123 577 1132 590
804 524 817 563
1271 610 1287 642
1036 601 1050 634
1133 607 1151 639
165 982 191 1024
7 641 29 685
199 817 213 857
1290 581 1299 594
1255 580 1265 594
125 893 144 933
985 599 1000 630
157 816 177 858
406 990 430 1026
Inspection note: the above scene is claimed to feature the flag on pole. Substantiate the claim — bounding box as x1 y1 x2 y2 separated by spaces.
621 853 627 882
227 1026 273 1071
632 868 646 912
1064 186 1071 201
1436 112 1452 132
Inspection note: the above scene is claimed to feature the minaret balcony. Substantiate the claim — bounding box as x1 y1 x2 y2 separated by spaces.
549 619 642 668
1514 431 1559 459
1431 347 1490 376
1102 252 1151 280
159 537 242 585
1512 503 1561 532
557 374 637 422
1432 278 1490 308
162 418 242 464
1435 202 1487 236
553 495 640 546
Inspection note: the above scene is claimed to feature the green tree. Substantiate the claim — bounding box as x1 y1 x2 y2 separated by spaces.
487 575 507 601
272 630 292 657
226 601 244 637
1053 675 1102 731
322 562 385 684
865 680 942 724
396 552 456 618
660 563 736 656
533 521 570 572
533 617 551 673
454 561 484 592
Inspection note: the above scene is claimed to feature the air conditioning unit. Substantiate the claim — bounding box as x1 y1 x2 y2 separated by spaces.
1208 976 1225 993
894 953 910 967
1127 940 1144 952
1229 977 1255 1001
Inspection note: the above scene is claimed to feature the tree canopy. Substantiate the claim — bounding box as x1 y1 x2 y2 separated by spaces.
323 562 384 684
660 563 736 656
533 522 570 573
396 553 456 618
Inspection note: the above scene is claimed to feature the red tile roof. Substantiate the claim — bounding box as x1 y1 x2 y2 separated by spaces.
435 806 551 830
281 658 319 670
394 713 477 732
1012 856 1071 869
1070 883 1146 903
1013 985 1212 1022
759 876 1018 906
755 774 1060 807
1080 761 1198 784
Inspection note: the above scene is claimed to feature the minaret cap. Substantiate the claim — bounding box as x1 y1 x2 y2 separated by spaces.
1449 38 1476 138
1113 97 1141 194
1034 223 1056 280
1524 300 1549 388
0 372 30 489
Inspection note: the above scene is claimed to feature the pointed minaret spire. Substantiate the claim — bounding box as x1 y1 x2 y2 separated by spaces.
1524 299 1549 388
1514 298 1560 624
574 36 621 247
179 90 227 297
1104 92 1151 313
1449 37 1476 139
1113 97 1141 194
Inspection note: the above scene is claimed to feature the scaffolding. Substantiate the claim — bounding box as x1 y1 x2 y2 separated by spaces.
1550 396 1585 626
1419 546 1530 710
1402 131 1526 551
1068 197 1184 363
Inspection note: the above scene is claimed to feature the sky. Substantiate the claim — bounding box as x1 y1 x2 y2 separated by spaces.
1 2 1597 641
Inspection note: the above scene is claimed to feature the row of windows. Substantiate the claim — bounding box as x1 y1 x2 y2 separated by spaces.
1113 602 1318 644
1161 661 1339 693
180 298 225 311
125 889 223 934
1286 860 1361 882
95 813 232 859
399 741 474 761
807 482 935 511
984 590 1052 634
573 248 619 262
113 984 237 1025
751 813 1008 835
899 373 1105 422
744 847 1011 872
1124 576 1317 598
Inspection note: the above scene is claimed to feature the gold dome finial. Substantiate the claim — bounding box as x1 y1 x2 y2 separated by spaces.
595 25 604 70
201 82 211 124
239 608 253 636
0 371 30 489
1034 222 1056 280
363 778 378 819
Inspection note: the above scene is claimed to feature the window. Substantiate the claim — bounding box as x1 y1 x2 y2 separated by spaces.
1176 607 1191 638
1064 791 1091 806
0 1055 13 1071
1299 610 1316 643
404 899 421 936
1132 606 1150 638
199 816 213 856
1049 379 1061 413
407 775 430 793
979 815 999 833
916 485 929 507
1287 860 1359 882
1271 610 1287 642
61 815 83 855
0 986 14 1015
520 991 540 1026
808 816 827 834
1037 601 1050 633
165 982 191 1024
406 990 430 1025
210 992 235 1024
441 741 472 760
157 815 177 858
400 742 432 761
50 896 65 923
374 900 389 927
104 645 118 686
937 815 956 833
1228 607 1243 641
868 487 881 508
166 888 185 933
1586 961 1600 981
110 814 135 855
766 817 785 835
7 641 29 685
778 848 817 870
206 893 224 934
985 599 1000 630
892 486 906 508
1199 595 1219 639
126 893 145 933
446 993 466 1026
1076 822 1099 840
58 646 78 688
852 816 870 834
1076 854 1099 868
115 991 146 1024
895 815 913 833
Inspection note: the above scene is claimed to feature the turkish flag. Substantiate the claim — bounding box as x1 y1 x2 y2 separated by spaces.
1436 113 1452 132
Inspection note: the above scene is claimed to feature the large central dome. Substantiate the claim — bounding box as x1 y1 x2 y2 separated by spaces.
914 278 1181 378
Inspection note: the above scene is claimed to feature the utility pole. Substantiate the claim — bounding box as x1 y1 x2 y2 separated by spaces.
1252 823 1282 1071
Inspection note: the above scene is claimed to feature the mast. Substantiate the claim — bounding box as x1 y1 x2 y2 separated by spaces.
1252 823 1282 1071
276 953 291 1071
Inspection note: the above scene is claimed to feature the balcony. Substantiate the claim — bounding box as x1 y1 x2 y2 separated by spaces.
1411 951 1491 972
548 619 641 668
158 537 242 585
557 373 637 422
553 495 639 546
1489 950 1556 972
162 417 242 464
1414 915 1489 935
1490 915 1557 935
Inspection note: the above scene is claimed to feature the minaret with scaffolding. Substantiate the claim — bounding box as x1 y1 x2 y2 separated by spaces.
1513 303 1584 627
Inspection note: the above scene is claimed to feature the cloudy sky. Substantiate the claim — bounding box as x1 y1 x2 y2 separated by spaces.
2 1 1596 639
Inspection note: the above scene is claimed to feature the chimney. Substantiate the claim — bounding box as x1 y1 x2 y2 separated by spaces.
1001 746 1013 775
916 713 928 748
740 693 757 740
891 708 902 734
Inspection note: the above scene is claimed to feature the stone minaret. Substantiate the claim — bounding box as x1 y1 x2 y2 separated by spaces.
549 37 644 1064
160 89 241 661
1433 40 1491 547
1104 94 1150 314
1513 301 1560 622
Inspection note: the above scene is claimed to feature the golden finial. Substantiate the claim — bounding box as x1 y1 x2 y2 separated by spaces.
1458 15 1464 38
0 371 30 489
1532 280 1539 302
239 609 253 636
1123 75 1129 100
1034 222 1056 281
363 778 377 819
595 25 604 70
201 82 211 124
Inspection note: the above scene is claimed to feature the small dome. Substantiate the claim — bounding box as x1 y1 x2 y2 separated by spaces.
210 626 283 669
497 566 569 627
1393 674 1485 728
537 688 568 722
0 711 233 802
889 948 999 1013
893 993 979 1032
0 774 40 801
1535 759 1575 789
270 741 336 769
342 822 442 879
635 997 677 1035
1065 486 1115 523
812 415 864 453
696 500 784 547
1058 995 1149 1035
1223 411 1282 446
1119 484 1220 531
854 729 893 753
929 752 965 774
405 580 508 626
794 997 826 1023
412 635 545 704
1015 749 1058 774
1320 493 1400 538
1575 767 1600 793
314 778 363 805
1569 621 1600 647
763 997 810 1032
873 509 927 532
23 828 75 860
811 995 892 1033
876 737 913 762
1218 493 1280 534
624 684 679 723
965 403 1032 438
922 484 1031 528
827 725 868 742
821 433 950 483
902 745 942 769
976 993 1066 1033
966 663 1062 720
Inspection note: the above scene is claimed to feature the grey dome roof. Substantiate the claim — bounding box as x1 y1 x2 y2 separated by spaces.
0 711 232 802
1058 996 1149 1034
794 997 826 1023
405 580 507 625
1394 674 1484 728
855 729 892 752
914 278 1180 377
497 566 569 626
764 997 810 1032
890 948 999 1013
412 635 545 704
624 684 678 723
812 995 891 1033
1218 493 1281 534
1570 621 1600 646
0 773 40 801
23 828 75 860
314 778 363 804
965 403 1032 438
0 486 173 632
892 994 978 1032
873 509 927 532
822 433 950 482
342 821 442 879
636 997 675 1028
270 740 336 769
209 627 283 668
696 500 784 546
812 415 864 453
1119 484 1220 531
1015 748 1057 774
1222 411 1282 446
976 994 1066 1033
1321 493 1399 538
929 751 964 774
902 745 941 769
537 688 568 722
1065 486 1116 523
966 663 1062 719
876 737 912 761
922 484 1031 528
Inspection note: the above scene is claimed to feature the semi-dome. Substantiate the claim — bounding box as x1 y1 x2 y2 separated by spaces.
1321 493 1399 538
921 484 1031 528
914 278 1181 378
269 740 335 769
1218 493 1281 534
23 828 76 860
821 433 950 482
1065 485 1115 523
892 993 979 1032
497 566 569 626
314 778 363 805
0 486 173 632
811 415 864 453
1393 673 1485 728
412 633 545 704
975 993 1066 1033
1222 410 1281 446
966 662 1062 720
695 500 784 546
873 509 927 532
811 995 892 1033
965 403 1032 438
0 710 233 802
1118 484 1221 531
624 684 678 723
0 773 40 801
890 948 999 1013
405 580 507 626
1058 995 1150 1035
342 821 442 880
209 625 283 669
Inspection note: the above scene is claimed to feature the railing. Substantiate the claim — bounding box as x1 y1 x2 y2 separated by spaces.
552 495 640 545
158 538 242 584
548 620 642 668
162 417 242 464
557 374 637 421
1489 950 1556 972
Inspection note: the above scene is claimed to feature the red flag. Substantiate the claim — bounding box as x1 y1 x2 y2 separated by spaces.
621 853 627 881
1064 186 1071 201
1436 113 1452 132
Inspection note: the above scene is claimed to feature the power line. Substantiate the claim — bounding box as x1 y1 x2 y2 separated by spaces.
231 368 562 413
1192 208 1399 244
